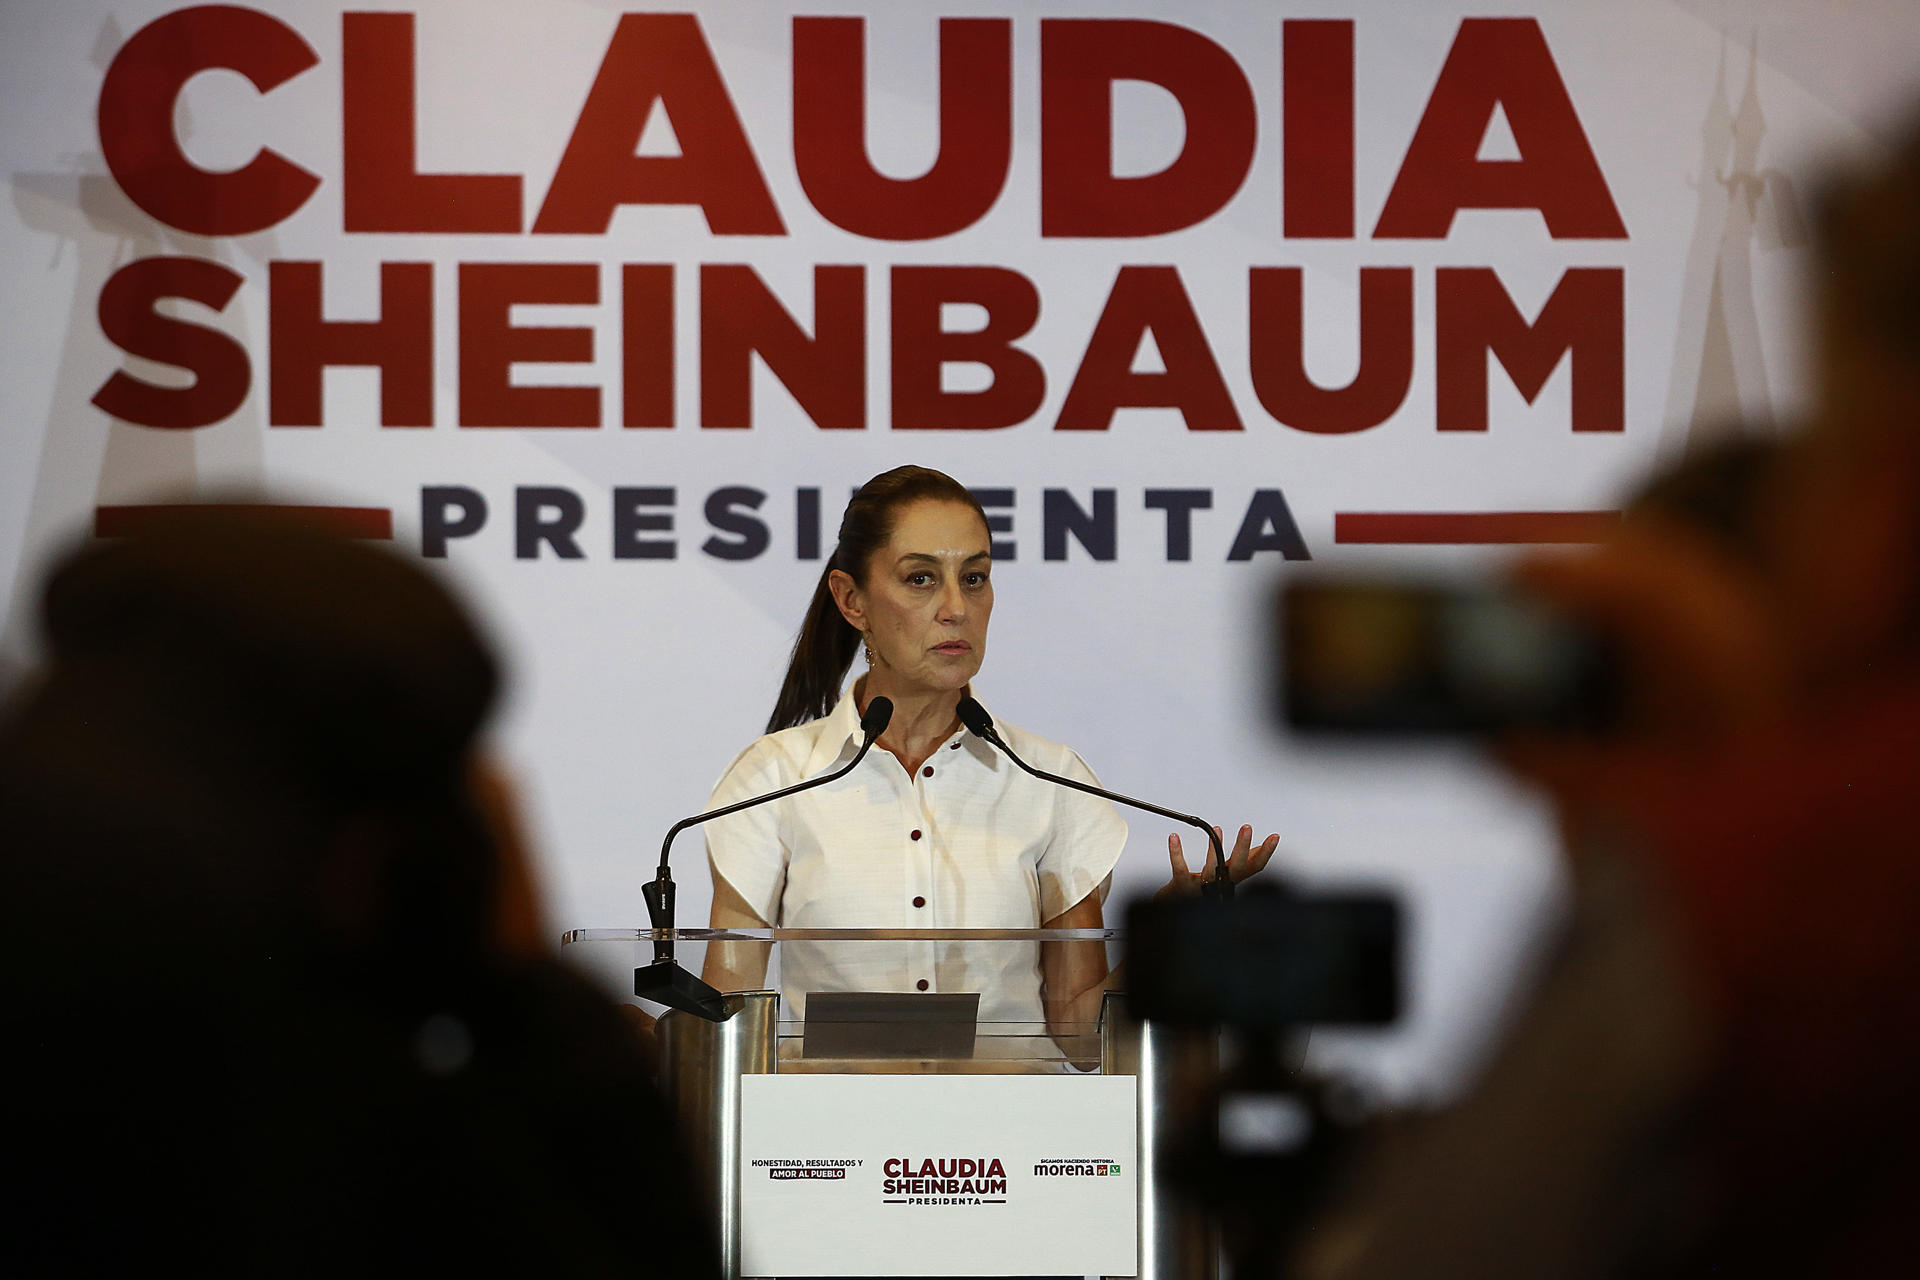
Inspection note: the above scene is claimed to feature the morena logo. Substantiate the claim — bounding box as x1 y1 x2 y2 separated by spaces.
1034 1160 1124 1176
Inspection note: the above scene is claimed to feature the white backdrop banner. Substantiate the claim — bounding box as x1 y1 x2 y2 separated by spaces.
5 1 1919 1096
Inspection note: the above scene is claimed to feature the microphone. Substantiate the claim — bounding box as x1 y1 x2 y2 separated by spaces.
956 696 1235 899
635 696 895 1019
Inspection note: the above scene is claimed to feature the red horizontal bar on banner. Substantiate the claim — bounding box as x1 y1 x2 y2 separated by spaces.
94 504 394 540
1335 511 1620 544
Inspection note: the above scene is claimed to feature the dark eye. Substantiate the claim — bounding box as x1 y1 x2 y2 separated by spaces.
906 571 934 587
965 572 990 587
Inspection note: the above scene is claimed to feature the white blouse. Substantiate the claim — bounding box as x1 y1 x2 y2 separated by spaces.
703 687 1128 1025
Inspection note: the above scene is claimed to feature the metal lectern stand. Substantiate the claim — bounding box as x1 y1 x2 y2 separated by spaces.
576 926 1219 1280
656 991 780 1279
1100 991 1219 1280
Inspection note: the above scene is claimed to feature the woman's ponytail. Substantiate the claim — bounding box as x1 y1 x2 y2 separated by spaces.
765 465 989 732
766 554 862 732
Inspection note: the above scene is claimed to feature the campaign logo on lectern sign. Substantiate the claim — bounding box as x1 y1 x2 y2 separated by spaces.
880 1154 1009 1204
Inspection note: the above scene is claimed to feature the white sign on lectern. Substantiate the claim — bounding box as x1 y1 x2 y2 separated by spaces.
740 1074 1139 1277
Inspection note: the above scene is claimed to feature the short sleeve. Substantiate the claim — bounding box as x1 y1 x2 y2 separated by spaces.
702 738 792 925
1035 748 1129 923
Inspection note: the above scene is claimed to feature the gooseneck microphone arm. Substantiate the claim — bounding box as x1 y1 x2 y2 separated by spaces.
956 696 1235 900
636 697 895 1020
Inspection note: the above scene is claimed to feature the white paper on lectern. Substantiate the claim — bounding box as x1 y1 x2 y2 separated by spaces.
740 1074 1138 1277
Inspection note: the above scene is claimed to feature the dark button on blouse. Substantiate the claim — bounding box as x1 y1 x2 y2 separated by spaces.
912 896 926 908
910 829 923 841
922 766 934 778
916 979 929 991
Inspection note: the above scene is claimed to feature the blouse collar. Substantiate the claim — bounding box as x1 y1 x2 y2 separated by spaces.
803 677 986 774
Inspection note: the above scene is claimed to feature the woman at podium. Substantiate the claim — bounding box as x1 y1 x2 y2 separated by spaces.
698 465 1276 1046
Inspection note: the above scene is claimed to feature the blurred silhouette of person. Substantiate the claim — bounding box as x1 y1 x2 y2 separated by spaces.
1296 116 1920 1280
0 509 715 1276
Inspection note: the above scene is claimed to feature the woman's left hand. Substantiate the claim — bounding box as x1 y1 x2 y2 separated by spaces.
1159 824 1279 898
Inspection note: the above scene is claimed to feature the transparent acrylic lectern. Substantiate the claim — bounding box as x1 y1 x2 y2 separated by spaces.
562 927 1218 1280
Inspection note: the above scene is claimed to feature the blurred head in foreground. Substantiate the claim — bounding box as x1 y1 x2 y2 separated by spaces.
1777 121 1920 681
1518 117 1920 748
0 510 709 1276
1 510 502 977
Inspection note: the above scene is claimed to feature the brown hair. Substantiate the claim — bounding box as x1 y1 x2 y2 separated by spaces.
766 466 988 731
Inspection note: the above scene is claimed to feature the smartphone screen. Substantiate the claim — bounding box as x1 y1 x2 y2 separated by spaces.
1278 579 1618 734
